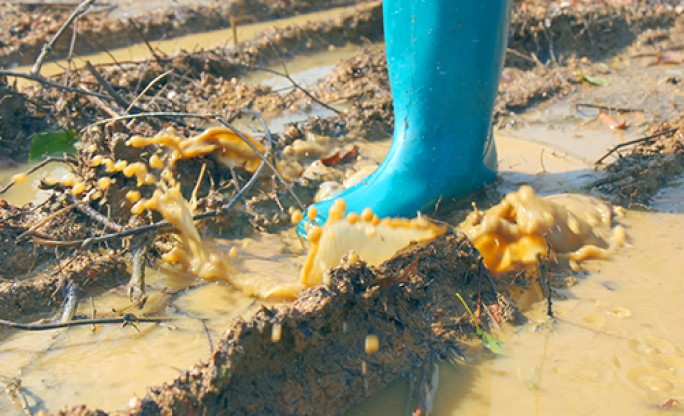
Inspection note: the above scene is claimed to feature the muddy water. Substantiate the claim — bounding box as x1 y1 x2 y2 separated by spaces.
0 163 71 206
349 133 684 416
421 209 684 416
3 122 683 415
4 49 684 415
0 235 294 413
9 6 353 82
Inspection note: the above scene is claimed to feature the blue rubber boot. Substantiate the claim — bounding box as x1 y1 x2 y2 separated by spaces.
298 0 511 236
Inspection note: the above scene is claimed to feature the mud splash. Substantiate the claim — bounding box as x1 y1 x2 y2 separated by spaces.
459 185 626 273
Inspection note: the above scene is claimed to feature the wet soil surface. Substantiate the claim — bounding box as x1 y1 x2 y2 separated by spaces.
2 1 684 415
0 0 368 68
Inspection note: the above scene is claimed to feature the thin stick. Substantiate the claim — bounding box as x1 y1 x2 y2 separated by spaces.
127 18 164 63
79 84 121 117
90 296 96 331
0 156 73 194
65 193 123 232
64 16 79 86
575 103 642 113
230 16 239 46
0 70 110 99
506 47 540 65
125 69 173 114
84 61 131 110
269 40 342 115
0 315 169 331
595 129 677 164
31 0 97 76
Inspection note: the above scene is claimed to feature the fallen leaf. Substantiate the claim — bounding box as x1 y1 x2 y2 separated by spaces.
654 51 684 65
598 111 626 130
581 74 609 87
321 145 359 166
29 129 78 162
657 398 679 409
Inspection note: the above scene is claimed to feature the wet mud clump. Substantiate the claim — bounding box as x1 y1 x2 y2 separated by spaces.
0 253 128 322
52 232 510 416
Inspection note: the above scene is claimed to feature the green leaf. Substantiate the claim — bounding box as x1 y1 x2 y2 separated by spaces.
482 332 504 354
29 130 78 162
456 293 504 355
581 75 609 87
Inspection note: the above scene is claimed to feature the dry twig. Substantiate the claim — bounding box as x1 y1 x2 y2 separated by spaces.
595 129 677 164
0 69 110 99
31 0 97 76
0 314 168 331
128 18 165 64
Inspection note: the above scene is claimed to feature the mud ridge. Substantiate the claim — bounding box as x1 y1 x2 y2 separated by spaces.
591 120 684 206
0 253 128 322
50 232 507 416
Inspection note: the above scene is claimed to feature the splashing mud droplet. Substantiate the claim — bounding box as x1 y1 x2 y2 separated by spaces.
458 185 626 273
365 335 379 354
300 203 446 286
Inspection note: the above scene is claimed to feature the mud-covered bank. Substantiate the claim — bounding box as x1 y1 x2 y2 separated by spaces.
0 253 128 322
49 232 511 416
592 120 684 206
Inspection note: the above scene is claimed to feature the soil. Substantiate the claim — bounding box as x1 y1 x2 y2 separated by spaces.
53 232 511 416
0 0 369 68
591 120 684 206
1 1 684 415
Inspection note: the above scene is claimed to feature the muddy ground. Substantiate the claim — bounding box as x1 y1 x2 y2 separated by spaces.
0 0 369 69
2 1 684 415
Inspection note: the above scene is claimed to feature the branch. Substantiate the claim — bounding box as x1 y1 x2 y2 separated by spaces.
127 18 165 64
0 70 110 99
0 314 169 331
31 0 97 76
595 129 678 164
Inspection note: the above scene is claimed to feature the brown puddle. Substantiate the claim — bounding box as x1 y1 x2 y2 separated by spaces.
348 133 684 415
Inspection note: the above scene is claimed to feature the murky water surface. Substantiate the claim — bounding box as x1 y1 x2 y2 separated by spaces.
3 30 684 416
351 138 684 416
